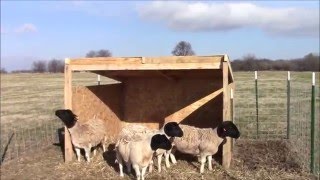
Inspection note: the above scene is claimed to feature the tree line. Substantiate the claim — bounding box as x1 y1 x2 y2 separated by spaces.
231 53 319 71
1 41 318 73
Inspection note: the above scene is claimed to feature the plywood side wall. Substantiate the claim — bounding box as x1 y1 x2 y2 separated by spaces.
72 84 123 140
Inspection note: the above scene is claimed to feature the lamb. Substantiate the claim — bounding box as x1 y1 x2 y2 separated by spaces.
115 133 172 180
116 122 183 173
170 121 240 173
55 109 107 162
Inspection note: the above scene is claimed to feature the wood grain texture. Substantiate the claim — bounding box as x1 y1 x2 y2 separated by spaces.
64 64 73 162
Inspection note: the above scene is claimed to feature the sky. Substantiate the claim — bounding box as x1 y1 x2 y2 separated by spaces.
1 1 319 71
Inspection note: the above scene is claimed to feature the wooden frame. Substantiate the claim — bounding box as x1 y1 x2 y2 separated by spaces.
64 59 73 162
63 55 235 166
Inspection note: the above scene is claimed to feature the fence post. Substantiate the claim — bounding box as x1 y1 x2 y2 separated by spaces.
310 72 315 173
97 75 101 85
231 88 234 150
287 71 291 139
255 71 259 139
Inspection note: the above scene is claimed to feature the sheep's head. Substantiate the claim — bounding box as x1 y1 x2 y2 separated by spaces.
55 109 78 128
217 121 240 139
150 134 172 151
164 122 183 137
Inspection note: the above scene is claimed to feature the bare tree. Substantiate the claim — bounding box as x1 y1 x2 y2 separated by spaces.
0 68 7 74
97 49 112 57
86 49 112 57
242 54 256 61
171 41 195 56
48 59 64 73
86 50 97 58
32 60 47 73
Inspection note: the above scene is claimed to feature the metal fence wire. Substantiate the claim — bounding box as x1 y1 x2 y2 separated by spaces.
234 71 320 175
0 73 114 164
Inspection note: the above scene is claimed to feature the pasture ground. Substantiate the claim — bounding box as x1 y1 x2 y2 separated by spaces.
0 139 315 180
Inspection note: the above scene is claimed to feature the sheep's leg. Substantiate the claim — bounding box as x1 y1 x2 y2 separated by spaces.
75 148 81 162
93 148 97 157
169 153 177 164
141 166 147 180
165 153 171 168
207 155 212 171
102 143 106 152
84 147 91 163
102 136 107 152
148 159 153 173
157 153 163 173
116 151 124 177
168 148 177 164
126 161 132 173
200 155 207 174
133 164 141 180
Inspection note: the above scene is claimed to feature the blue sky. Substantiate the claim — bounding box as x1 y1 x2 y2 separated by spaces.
1 1 319 71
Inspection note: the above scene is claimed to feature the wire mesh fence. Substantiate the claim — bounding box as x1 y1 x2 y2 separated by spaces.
0 118 63 163
0 72 115 164
234 71 320 175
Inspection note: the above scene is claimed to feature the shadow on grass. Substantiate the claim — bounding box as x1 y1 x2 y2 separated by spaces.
1 132 15 165
103 143 117 170
103 143 136 179
52 127 65 159
172 150 199 169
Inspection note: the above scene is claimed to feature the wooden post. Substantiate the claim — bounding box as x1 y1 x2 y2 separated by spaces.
64 58 73 162
222 60 232 168
97 75 101 85
230 88 234 151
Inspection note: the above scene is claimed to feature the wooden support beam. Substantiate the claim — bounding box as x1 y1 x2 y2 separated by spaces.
64 59 73 162
223 54 234 82
222 61 232 169
69 62 221 71
165 88 223 121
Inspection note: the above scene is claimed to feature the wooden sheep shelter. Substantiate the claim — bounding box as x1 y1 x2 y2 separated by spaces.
63 55 235 168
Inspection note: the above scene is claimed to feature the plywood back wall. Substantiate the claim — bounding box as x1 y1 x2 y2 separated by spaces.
123 77 223 129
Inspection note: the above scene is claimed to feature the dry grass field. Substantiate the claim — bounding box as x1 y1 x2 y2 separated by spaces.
0 139 314 180
0 71 319 179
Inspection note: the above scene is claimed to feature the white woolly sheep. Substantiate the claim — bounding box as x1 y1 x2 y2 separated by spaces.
55 109 107 162
116 122 183 172
115 133 172 180
170 121 240 173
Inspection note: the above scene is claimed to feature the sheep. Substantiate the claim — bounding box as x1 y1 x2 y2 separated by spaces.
115 133 172 180
116 122 183 173
55 109 107 162
170 121 240 173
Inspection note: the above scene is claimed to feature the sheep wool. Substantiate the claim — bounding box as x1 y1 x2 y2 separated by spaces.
116 123 183 173
116 134 172 180
172 124 225 174
55 109 107 162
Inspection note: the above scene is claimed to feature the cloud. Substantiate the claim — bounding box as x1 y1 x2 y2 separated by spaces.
137 2 319 37
14 23 38 33
61 1 135 18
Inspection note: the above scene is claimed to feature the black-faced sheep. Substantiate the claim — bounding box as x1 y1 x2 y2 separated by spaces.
170 121 240 173
115 134 172 180
116 122 183 172
55 109 107 162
